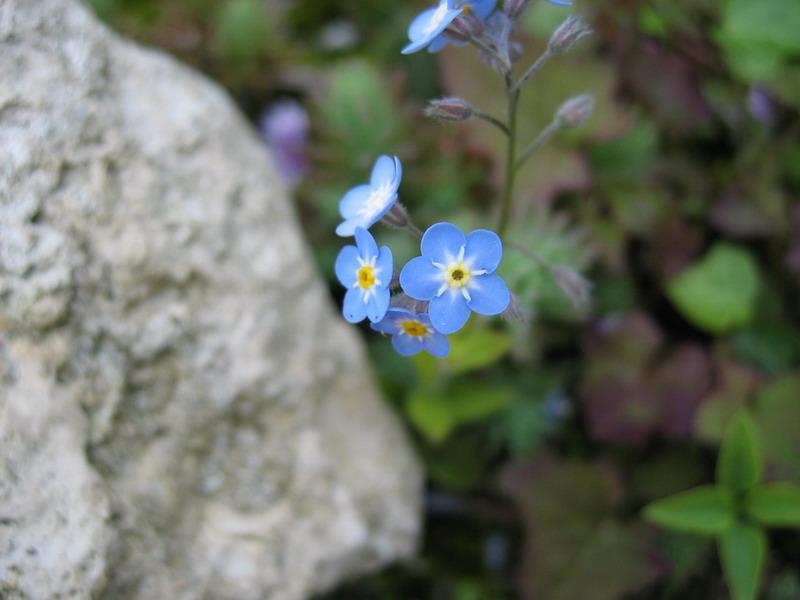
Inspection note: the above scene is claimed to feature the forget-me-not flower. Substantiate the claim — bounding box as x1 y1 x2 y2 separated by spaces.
402 0 464 55
399 222 510 334
336 155 402 237
427 0 497 53
371 308 450 358
335 227 392 323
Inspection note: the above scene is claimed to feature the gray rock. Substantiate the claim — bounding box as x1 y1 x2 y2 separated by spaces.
0 1 422 598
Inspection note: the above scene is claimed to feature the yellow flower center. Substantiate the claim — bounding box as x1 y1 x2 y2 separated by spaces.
445 263 471 287
399 319 430 338
357 265 376 289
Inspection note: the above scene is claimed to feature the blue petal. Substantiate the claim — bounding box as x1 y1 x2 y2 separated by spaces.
377 246 393 284
430 35 468 52
336 218 362 237
392 333 426 356
373 193 398 224
370 155 397 188
421 222 466 264
402 3 462 54
339 184 372 219
400 256 443 300
461 0 495 19
423 331 450 358
427 34 450 53
354 227 379 260
407 6 438 41
429 290 471 334
370 308 412 334
466 273 510 315
464 229 503 273
334 245 360 287
342 288 367 323
547 0 572 5
391 156 403 189
366 287 391 323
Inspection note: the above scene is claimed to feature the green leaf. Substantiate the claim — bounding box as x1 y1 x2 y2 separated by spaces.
217 0 272 61
643 486 735 536
745 485 800 527
444 326 512 375
588 123 659 182
419 433 486 491
717 411 763 492
717 0 800 81
732 326 800 375
319 60 402 168
754 374 800 484
719 523 767 600
406 382 512 443
667 243 760 334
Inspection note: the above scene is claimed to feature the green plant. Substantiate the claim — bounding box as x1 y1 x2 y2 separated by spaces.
644 411 800 600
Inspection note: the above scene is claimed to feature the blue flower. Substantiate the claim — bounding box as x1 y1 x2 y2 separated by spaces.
547 0 573 5
336 155 402 237
335 227 392 323
371 308 450 358
427 0 497 53
399 222 510 334
401 0 463 55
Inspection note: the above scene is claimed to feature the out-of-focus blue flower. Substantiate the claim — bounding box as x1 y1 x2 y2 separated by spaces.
335 227 392 323
747 86 776 127
402 0 463 55
371 308 450 357
542 389 572 423
400 222 510 334
336 155 403 237
427 0 497 53
258 100 309 189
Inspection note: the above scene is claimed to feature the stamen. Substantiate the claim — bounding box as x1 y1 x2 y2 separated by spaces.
399 319 431 338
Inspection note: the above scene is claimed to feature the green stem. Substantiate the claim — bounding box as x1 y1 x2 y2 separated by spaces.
510 49 552 95
497 88 520 236
406 222 423 239
467 36 511 74
515 120 560 171
474 111 509 136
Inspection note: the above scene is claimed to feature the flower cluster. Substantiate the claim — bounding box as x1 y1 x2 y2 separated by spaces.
334 156 511 358
402 0 573 56
332 0 589 359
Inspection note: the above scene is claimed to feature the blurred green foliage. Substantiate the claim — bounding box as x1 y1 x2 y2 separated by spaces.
645 413 800 600
89 0 800 598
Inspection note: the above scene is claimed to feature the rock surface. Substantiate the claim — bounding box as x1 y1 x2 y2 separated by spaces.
0 1 421 598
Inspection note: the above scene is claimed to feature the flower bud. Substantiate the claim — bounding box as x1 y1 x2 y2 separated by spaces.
548 15 592 54
381 202 410 228
457 10 485 37
444 21 471 43
504 0 531 20
555 93 595 128
501 293 527 322
425 97 474 122
552 266 592 311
